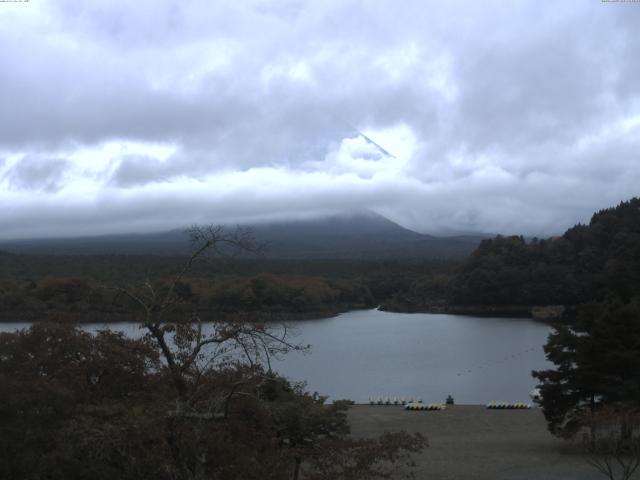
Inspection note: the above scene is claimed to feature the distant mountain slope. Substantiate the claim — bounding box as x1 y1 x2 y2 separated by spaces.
0 211 485 260
250 211 482 259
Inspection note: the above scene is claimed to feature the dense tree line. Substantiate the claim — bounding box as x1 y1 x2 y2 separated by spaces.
452 198 640 307
0 274 377 321
3 198 639 318
0 252 454 282
0 252 455 321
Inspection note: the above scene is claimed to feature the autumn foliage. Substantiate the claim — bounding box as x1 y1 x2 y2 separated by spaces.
0 323 425 479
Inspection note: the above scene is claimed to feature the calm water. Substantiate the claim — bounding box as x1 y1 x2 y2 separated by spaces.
0 309 552 404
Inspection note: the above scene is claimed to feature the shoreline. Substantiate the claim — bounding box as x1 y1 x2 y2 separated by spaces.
0 305 363 324
0 304 564 324
380 303 567 322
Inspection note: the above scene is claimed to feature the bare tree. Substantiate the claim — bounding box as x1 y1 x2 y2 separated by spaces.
113 225 303 408
581 405 640 480
103 225 426 480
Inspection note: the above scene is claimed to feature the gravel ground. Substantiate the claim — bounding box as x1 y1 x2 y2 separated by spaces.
347 405 637 480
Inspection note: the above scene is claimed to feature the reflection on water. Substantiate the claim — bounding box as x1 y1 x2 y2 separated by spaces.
0 309 551 404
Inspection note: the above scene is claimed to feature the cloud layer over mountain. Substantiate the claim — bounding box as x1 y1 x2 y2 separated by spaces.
1 0 639 238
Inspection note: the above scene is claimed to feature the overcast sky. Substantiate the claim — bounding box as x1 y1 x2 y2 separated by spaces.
1 0 639 239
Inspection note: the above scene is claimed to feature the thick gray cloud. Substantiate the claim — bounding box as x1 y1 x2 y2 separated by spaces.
4 157 70 192
0 0 639 239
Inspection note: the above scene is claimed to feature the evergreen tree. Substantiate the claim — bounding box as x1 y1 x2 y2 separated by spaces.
533 298 640 437
453 197 640 307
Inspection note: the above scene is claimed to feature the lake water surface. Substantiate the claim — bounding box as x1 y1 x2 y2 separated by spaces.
0 309 552 404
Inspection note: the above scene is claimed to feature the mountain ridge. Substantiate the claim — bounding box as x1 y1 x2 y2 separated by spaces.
0 211 487 259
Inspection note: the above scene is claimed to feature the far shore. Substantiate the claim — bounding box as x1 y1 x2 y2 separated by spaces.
380 303 568 322
0 307 355 324
0 304 566 324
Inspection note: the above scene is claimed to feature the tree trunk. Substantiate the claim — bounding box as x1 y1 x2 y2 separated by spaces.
292 457 301 480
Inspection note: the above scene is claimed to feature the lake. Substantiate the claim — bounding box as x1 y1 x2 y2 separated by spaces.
0 309 552 404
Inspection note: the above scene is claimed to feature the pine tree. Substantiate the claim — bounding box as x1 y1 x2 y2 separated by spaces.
533 298 640 437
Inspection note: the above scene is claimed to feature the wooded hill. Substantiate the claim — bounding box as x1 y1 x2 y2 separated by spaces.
451 198 640 308
0 211 476 321
3 199 638 321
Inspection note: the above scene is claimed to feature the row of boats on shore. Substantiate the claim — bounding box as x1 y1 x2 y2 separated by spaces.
368 397 423 405
367 389 542 409
368 399 533 409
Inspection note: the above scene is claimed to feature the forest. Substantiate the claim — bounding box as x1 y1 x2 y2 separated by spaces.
2 198 640 322
0 252 454 322
0 197 639 327
385 198 640 317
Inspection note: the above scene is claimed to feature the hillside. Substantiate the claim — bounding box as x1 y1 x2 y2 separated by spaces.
450 197 640 307
0 211 479 321
0 211 484 260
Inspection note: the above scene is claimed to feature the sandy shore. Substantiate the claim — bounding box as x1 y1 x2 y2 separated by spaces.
348 404 631 480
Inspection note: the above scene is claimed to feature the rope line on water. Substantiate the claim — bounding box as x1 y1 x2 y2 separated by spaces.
455 346 540 378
